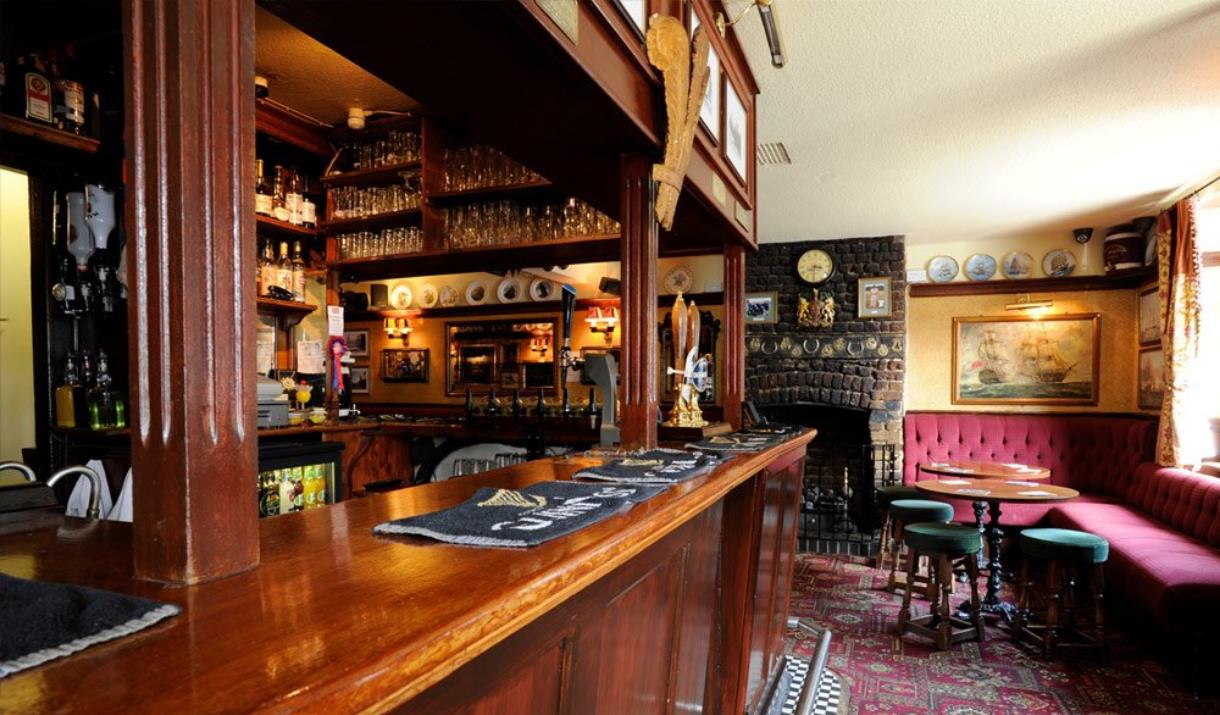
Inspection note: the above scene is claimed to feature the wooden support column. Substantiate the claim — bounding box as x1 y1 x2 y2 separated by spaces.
723 242 746 429
618 154 659 449
125 0 259 583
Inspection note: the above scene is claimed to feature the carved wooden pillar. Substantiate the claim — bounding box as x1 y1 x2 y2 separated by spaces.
125 0 259 583
619 153 659 449
723 242 746 429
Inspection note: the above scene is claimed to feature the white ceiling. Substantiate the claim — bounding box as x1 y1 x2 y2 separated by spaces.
255 7 416 125
734 0 1220 245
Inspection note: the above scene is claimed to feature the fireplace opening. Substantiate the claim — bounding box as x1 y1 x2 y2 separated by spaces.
762 403 897 555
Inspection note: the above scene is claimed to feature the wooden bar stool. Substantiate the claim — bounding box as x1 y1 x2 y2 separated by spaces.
885 499 954 598
895 522 985 651
876 485 922 569
1013 528 1109 659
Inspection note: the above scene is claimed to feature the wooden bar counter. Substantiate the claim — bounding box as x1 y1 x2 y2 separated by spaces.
0 431 815 714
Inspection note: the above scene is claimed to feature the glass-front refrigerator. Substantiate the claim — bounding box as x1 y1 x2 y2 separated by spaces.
257 441 344 518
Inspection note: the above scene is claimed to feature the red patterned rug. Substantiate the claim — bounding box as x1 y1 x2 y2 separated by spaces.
785 554 1219 715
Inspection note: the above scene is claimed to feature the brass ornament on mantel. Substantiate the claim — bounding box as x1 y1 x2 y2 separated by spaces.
646 15 711 230
796 289 836 329
665 292 710 427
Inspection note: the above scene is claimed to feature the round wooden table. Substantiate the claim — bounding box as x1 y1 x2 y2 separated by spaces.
915 478 1078 619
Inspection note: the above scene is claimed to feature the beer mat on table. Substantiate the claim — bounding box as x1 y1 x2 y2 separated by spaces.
686 432 783 453
373 481 663 548
573 448 725 484
0 573 180 679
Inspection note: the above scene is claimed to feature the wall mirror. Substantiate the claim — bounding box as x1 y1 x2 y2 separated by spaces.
446 318 558 395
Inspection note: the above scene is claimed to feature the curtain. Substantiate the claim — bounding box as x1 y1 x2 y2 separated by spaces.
1156 197 1202 467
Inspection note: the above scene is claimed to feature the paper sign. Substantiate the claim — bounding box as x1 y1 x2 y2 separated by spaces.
1006 480 1040 486
956 488 991 496
939 479 970 485
256 327 275 374
327 305 344 337
297 339 324 374
1019 490 1057 497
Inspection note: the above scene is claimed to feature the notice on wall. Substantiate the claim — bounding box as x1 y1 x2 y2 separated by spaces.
256 326 275 375
327 305 344 337
297 339 325 375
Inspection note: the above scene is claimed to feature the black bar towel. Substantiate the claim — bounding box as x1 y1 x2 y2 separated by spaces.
686 432 785 453
373 481 663 547
1 573 180 679
573 448 725 484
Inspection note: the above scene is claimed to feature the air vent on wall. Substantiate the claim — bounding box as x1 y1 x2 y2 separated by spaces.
757 141 791 165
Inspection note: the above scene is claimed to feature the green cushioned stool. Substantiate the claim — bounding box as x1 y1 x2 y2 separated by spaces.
895 522 985 651
875 486 923 571
884 500 955 597
1014 528 1109 659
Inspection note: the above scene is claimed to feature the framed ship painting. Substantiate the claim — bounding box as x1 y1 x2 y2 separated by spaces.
1138 347 1165 411
952 313 1100 405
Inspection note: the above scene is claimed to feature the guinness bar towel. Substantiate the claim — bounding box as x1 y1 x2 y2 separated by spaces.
373 481 663 548
686 432 784 453
1 574 180 678
574 448 724 485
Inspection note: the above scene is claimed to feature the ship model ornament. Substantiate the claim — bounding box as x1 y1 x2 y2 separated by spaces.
796 289 836 328
665 292 711 428
647 15 711 230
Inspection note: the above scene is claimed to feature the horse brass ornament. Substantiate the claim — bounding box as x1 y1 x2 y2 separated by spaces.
647 15 711 230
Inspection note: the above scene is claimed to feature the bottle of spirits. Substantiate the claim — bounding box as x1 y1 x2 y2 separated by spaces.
53 44 86 134
55 353 81 428
88 350 117 430
277 469 294 515
271 165 289 222
300 180 317 229
51 256 80 315
254 159 273 217
291 240 306 302
258 239 276 296
286 169 303 226
20 53 53 124
277 240 293 294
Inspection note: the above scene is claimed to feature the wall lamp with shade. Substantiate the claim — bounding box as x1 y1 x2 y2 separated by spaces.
585 305 620 345
1005 295 1054 316
717 0 785 68
383 317 413 344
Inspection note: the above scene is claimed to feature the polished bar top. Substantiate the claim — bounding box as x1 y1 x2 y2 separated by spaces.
0 431 814 714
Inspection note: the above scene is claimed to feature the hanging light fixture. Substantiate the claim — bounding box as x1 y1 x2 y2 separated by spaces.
717 0 785 68
585 305 620 345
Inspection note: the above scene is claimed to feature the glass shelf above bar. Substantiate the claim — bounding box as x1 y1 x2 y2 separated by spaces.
321 160 422 188
330 234 621 281
320 208 422 235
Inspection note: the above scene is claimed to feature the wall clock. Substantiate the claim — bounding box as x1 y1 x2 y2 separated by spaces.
796 249 835 285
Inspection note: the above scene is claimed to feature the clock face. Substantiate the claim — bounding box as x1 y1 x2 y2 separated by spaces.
797 249 835 284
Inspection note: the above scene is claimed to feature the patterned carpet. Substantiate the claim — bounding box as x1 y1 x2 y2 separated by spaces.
784 554 1219 715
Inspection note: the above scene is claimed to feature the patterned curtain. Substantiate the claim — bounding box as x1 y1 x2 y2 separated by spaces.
1156 198 1202 467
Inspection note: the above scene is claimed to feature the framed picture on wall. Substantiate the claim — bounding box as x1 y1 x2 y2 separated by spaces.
724 79 748 182
613 0 647 35
344 329 369 357
951 313 1100 405
1138 347 1165 411
857 276 892 318
744 292 778 325
1138 284 1160 346
381 348 429 383
348 366 370 394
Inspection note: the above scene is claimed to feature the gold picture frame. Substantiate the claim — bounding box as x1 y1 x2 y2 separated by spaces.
951 313 1101 406
857 276 892 318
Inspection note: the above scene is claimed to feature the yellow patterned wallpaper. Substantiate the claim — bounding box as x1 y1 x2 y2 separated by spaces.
907 288 1138 413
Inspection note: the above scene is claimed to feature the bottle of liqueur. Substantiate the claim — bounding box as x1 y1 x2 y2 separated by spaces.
254 159 274 217
55 353 81 428
276 240 293 294
300 181 317 229
53 44 86 134
258 239 277 296
271 165 290 222
286 169 303 226
20 53 53 124
88 350 121 430
291 240 306 302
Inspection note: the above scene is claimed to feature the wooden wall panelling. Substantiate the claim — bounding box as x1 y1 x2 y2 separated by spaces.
323 429 411 498
723 242 746 427
124 0 259 583
619 153 660 449
717 471 767 714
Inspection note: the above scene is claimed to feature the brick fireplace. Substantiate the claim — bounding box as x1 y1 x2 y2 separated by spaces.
746 236 907 554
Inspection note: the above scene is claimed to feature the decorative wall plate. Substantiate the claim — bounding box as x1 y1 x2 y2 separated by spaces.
927 256 959 283
438 285 458 307
1042 249 1077 278
465 280 488 305
1001 251 1034 279
964 254 997 281
389 284 413 309
663 265 694 294
419 284 439 308
496 278 522 303
529 279 555 302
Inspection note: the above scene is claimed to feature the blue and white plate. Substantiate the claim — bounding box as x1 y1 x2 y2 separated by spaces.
965 254 997 281
1042 249 1077 278
927 255 959 283
1001 251 1034 279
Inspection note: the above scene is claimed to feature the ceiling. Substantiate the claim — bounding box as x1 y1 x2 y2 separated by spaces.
734 0 1220 245
255 7 416 125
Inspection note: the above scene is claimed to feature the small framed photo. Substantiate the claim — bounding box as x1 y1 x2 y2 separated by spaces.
857 276 892 318
1138 347 1165 411
744 292 778 325
381 348 429 383
344 329 369 357
1138 284 1160 346
348 366 370 394
500 370 521 389
724 79 748 182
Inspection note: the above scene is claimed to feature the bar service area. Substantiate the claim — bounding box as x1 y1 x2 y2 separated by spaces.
0 1 823 713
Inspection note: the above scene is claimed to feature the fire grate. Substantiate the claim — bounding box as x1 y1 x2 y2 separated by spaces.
798 443 897 556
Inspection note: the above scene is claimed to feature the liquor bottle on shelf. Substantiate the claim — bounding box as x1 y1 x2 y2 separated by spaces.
286 169 303 226
290 467 304 511
53 44 86 135
96 264 118 313
291 240 306 303
300 185 317 229
254 159 273 217
55 353 81 428
258 239 276 296
271 165 289 222
88 350 126 430
276 240 293 295
19 53 54 124
51 256 81 315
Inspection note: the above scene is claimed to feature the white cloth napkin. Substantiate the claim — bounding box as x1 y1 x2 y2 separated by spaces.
108 469 133 522
65 460 114 518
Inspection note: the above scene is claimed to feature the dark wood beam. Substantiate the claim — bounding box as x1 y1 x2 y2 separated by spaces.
723 243 746 428
125 0 259 583
619 153 659 449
